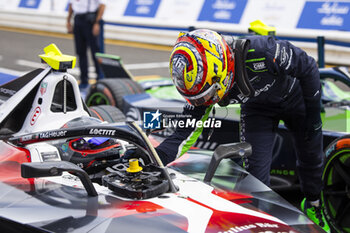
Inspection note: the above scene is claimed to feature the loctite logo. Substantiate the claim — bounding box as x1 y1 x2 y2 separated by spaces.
30 107 41 126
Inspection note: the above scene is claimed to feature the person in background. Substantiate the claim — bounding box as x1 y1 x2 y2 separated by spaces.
153 29 329 232
66 0 106 89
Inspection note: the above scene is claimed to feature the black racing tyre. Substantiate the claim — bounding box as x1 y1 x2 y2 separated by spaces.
322 135 350 233
89 105 126 123
85 79 144 109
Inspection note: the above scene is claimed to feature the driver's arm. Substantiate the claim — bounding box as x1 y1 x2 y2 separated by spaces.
156 104 213 165
266 37 320 103
266 37 321 138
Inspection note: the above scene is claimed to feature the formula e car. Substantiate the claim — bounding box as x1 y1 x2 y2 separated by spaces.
85 51 350 232
0 45 328 232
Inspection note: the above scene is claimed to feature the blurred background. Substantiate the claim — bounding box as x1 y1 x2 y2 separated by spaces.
0 0 350 82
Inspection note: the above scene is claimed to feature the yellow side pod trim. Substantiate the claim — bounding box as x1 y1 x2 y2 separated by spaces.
39 44 76 71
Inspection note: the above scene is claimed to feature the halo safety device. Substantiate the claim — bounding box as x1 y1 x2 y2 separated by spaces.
169 29 235 106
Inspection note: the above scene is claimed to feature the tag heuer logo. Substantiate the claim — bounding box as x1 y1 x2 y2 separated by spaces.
40 82 48 95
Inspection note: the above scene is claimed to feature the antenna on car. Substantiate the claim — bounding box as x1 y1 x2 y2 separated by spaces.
248 20 276 36
39 44 76 71
39 44 78 114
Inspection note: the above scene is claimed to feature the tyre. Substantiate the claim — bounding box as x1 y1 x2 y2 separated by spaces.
89 105 126 123
322 135 350 233
85 79 144 109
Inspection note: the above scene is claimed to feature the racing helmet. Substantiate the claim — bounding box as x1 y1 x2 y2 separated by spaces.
169 29 235 106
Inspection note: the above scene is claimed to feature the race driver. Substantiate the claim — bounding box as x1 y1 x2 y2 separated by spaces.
155 29 330 232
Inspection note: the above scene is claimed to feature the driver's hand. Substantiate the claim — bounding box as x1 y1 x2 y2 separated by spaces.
122 148 151 165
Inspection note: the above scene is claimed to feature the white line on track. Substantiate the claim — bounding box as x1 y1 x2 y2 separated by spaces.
0 67 25 76
0 55 3 61
68 67 97 79
16 59 45 69
15 59 168 71
6 59 168 80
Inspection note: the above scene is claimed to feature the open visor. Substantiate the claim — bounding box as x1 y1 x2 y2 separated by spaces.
184 83 221 106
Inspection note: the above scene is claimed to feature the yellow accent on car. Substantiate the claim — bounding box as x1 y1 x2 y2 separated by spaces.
249 20 276 36
126 158 143 173
39 44 76 71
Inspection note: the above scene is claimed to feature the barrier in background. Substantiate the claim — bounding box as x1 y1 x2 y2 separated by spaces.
0 0 350 65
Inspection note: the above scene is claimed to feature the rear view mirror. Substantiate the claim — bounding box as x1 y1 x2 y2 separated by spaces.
21 161 97 196
204 142 252 184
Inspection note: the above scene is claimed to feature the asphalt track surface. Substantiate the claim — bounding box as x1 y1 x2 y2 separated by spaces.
0 27 172 80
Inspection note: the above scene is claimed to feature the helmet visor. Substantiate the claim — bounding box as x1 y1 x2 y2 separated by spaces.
184 83 221 106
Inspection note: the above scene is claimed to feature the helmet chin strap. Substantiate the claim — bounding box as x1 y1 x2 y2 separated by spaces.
218 95 231 107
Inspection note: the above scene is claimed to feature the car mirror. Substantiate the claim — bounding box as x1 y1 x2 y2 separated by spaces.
204 142 252 185
21 161 97 196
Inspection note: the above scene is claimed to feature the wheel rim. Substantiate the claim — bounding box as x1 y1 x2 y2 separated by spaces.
322 150 350 232
86 93 110 106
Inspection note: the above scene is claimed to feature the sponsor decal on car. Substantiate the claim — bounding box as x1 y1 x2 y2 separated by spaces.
20 134 39 142
40 82 48 96
89 128 116 136
39 130 67 139
40 151 60 161
30 106 41 126
219 222 282 233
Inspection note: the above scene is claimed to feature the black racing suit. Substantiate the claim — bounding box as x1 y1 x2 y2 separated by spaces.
157 35 323 201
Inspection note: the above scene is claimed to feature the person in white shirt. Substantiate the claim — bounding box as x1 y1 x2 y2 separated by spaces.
66 0 106 89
